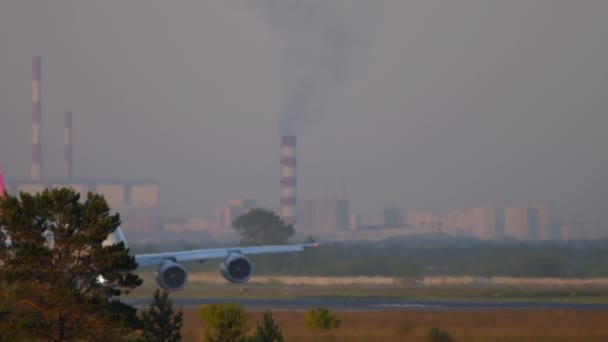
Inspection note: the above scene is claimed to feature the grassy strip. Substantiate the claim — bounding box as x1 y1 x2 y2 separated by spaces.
125 278 608 304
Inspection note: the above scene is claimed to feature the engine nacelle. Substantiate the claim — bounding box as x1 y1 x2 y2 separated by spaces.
156 261 188 291
220 253 253 284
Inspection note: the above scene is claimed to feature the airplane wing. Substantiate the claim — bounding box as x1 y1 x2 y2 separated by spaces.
135 243 318 267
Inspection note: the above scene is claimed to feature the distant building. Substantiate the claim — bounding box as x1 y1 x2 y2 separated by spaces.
504 206 539 240
444 209 473 237
560 221 608 240
297 196 350 236
215 198 256 229
8 180 161 233
470 208 499 240
349 211 361 230
531 203 552 240
383 206 403 227
321 196 350 230
164 217 216 232
407 209 442 233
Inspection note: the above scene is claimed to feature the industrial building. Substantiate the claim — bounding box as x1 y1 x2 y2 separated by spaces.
504 206 540 240
297 196 350 236
215 198 256 229
7 180 161 232
4 56 161 234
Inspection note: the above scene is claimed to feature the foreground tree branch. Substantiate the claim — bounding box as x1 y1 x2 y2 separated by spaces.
0 188 143 341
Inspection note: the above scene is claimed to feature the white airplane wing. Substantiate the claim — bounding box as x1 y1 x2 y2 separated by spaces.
135 243 318 267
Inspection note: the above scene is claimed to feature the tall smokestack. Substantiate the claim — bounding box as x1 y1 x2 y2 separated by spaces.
32 56 42 180
64 111 72 180
280 135 297 226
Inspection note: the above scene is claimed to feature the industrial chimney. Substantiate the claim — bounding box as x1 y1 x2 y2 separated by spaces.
64 111 72 180
280 135 297 225
31 56 42 180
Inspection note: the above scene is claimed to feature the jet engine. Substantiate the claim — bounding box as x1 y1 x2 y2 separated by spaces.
220 253 253 284
156 260 188 291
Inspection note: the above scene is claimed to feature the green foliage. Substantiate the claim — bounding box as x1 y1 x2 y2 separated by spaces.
0 188 142 341
235 240 608 279
507 253 568 277
233 208 294 246
397 322 415 336
0 303 25 342
305 235 317 243
140 238 608 279
304 307 340 331
140 289 183 342
199 303 249 342
250 310 284 342
426 327 455 342
248 242 420 278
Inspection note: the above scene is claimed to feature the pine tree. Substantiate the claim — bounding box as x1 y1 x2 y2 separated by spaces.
0 188 142 341
251 310 284 342
233 209 294 246
141 289 183 342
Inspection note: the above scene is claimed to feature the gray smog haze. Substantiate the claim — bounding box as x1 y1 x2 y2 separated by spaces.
1 1 607 220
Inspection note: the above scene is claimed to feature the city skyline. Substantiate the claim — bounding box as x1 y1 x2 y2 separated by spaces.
1 1 607 221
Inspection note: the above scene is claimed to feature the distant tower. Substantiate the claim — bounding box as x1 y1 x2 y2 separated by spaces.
280 135 297 225
64 111 72 180
32 56 42 180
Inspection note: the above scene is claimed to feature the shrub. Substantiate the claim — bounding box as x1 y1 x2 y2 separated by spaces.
304 307 341 330
250 310 284 342
140 289 183 342
397 322 415 336
199 303 249 342
426 327 456 342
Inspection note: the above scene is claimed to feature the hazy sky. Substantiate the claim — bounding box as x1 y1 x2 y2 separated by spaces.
1 1 607 219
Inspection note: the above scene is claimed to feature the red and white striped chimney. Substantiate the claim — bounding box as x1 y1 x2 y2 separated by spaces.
64 111 72 180
32 56 42 180
280 135 297 225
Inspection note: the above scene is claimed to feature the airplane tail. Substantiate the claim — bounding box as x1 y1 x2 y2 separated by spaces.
0 163 5 197
102 227 128 248
0 164 10 247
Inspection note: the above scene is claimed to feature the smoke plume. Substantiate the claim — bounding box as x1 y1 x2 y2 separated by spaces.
259 0 369 135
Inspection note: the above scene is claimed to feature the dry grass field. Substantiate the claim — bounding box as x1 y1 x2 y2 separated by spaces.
180 308 608 341
130 272 608 340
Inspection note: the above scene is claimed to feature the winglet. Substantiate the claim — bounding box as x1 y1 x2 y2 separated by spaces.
0 163 5 198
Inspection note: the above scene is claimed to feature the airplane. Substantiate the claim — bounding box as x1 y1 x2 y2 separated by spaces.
0 163 5 197
0 164 317 291
0 164 9 247
103 228 317 291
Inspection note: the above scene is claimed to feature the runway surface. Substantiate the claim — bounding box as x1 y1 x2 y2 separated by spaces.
124 298 608 310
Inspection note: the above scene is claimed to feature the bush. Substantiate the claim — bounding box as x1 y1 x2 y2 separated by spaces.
140 289 182 342
304 307 341 330
397 322 416 336
426 327 456 342
199 303 249 342
250 310 284 342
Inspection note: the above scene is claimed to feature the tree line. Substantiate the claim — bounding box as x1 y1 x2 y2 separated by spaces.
245 240 608 278
175 238 608 279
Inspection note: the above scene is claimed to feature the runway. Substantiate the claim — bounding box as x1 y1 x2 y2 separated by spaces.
124 297 608 310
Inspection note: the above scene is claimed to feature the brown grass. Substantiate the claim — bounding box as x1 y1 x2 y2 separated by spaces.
180 308 608 341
